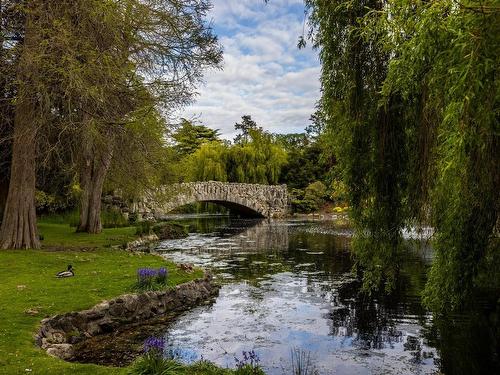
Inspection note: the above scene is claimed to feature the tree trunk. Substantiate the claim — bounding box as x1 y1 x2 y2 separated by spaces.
0 100 40 249
0 178 8 220
77 138 114 234
0 7 40 249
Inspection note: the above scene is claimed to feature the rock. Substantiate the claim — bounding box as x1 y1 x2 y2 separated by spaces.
36 275 219 361
24 308 40 316
46 344 74 360
124 234 159 252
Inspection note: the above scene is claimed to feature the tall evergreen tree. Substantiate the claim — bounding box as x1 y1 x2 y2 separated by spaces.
172 119 220 155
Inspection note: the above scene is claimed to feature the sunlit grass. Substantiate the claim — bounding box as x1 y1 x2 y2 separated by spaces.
0 223 204 375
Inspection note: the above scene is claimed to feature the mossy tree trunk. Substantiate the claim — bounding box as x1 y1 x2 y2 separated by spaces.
77 137 114 234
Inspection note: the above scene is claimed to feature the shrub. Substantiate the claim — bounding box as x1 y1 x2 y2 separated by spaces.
128 212 139 225
39 210 80 227
304 181 327 203
152 222 188 240
135 221 154 236
290 181 328 213
101 207 129 228
329 179 348 204
35 190 75 214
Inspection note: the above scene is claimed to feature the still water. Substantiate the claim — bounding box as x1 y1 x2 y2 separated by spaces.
156 216 449 375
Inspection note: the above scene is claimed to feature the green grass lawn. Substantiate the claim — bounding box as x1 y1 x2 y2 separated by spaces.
0 222 212 375
37 222 137 249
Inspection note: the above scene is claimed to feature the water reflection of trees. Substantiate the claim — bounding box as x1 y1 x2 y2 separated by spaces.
166 217 499 373
326 251 435 359
426 302 500 374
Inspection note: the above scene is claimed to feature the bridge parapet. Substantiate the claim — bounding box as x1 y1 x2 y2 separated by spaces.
133 181 288 219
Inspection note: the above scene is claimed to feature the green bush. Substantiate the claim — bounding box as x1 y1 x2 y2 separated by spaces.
289 183 327 214
129 353 182 375
329 179 348 204
304 181 327 203
35 190 76 214
152 222 188 240
135 220 155 236
101 207 129 228
38 210 80 227
128 212 139 225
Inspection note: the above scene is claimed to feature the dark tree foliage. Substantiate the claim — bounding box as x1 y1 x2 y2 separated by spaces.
0 0 222 245
276 133 329 190
234 115 262 144
172 118 220 155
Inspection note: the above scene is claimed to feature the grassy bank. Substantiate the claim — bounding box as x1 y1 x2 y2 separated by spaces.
0 222 228 375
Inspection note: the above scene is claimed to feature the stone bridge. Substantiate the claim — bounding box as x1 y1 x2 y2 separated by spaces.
133 181 289 219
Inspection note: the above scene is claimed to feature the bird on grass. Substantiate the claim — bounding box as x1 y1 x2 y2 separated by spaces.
56 265 74 278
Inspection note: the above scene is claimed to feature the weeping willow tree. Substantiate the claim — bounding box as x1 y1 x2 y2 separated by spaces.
227 129 287 184
374 1 500 311
187 128 287 184
305 0 408 294
187 141 229 182
306 0 499 311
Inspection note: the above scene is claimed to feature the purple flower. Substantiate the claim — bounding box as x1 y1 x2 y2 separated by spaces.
234 350 260 369
137 268 157 284
143 336 165 353
157 267 168 283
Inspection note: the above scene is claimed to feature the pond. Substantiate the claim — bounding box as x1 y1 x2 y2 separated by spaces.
72 215 498 373
154 216 449 375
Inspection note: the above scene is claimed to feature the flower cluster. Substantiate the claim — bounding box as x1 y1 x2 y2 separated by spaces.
137 268 156 284
234 350 260 370
143 336 165 354
137 267 168 287
157 267 168 283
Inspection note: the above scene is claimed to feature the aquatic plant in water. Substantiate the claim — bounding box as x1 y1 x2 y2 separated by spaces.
289 347 319 375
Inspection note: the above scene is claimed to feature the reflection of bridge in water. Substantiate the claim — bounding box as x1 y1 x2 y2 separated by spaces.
218 219 289 253
157 218 289 254
133 182 289 219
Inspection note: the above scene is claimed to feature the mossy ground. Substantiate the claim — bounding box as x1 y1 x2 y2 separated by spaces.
0 222 232 375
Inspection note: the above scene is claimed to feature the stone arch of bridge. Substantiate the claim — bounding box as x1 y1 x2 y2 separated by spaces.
137 182 288 219
164 198 266 218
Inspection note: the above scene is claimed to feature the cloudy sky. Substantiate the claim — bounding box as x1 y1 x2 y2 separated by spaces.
178 0 321 140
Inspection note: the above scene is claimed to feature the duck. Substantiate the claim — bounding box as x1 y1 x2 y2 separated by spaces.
56 265 74 278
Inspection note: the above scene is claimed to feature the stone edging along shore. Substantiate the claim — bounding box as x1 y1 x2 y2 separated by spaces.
35 274 219 360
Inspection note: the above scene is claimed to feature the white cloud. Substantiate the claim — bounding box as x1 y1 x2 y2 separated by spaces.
177 0 321 139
